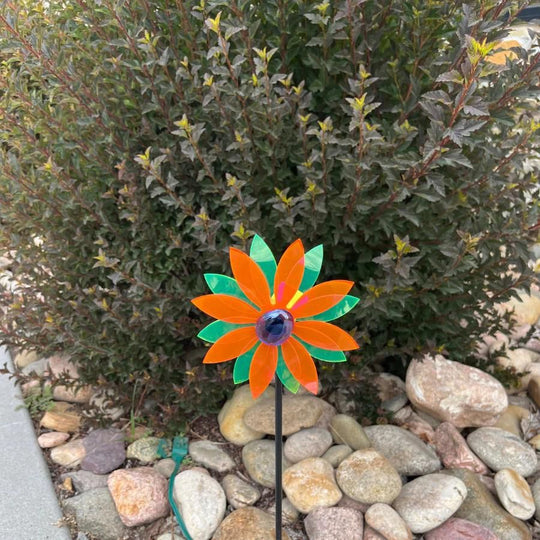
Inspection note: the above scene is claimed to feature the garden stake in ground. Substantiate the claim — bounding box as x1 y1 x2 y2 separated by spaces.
192 235 360 538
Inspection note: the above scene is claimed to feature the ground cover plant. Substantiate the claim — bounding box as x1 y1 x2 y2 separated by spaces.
0 0 539 425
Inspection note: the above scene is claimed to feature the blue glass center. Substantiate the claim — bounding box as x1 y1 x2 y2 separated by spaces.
255 309 294 346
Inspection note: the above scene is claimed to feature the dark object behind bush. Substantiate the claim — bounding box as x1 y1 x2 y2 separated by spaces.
0 0 538 424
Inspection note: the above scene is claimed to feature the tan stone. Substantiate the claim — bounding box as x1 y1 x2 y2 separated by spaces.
365 503 412 540
38 431 70 448
433 422 489 475
14 350 38 369
283 457 342 513
527 375 540 408
406 354 508 428
498 292 540 326
212 507 290 540
218 385 270 445
40 401 81 433
53 384 94 404
494 469 535 520
494 405 529 437
50 439 86 468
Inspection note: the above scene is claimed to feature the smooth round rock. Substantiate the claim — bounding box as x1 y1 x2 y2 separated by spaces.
284 427 333 463
38 431 70 448
242 439 290 488
212 507 290 540
392 473 467 534
81 428 125 474
125 436 162 463
282 457 343 513
154 458 176 478
532 477 540 520
222 474 261 509
336 449 402 504
244 394 325 436
189 440 235 473
364 424 441 476
61 470 109 493
304 507 364 540
365 503 412 540
172 468 226 540
322 444 353 467
494 469 535 520
50 439 86 468
406 354 508 428
329 414 371 450
467 427 537 477
425 517 500 540
218 385 271 445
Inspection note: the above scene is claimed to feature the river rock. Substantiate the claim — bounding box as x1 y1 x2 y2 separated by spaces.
40 401 81 433
532 477 540 520
494 469 535 520
443 468 532 540
283 457 342 513
189 440 235 473
284 428 333 463
392 473 467 534
267 497 299 525
433 422 488 474
37 431 70 448
173 468 226 540
363 526 386 540
81 428 125 474
424 517 500 540
467 427 537 477
218 385 271 445
244 394 325 436
14 350 38 369
126 436 162 463
406 354 508 427
63 487 126 540
499 290 540 326
242 439 290 488
392 406 435 443
365 503 412 540
493 405 529 436
108 467 169 527
61 470 109 492
154 458 176 478
50 439 86 468
222 474 261 508
336 449 401 504
304 507 364 540
527 375 540 408
364 425 441 476
329 414 371 450
322 444 353 467
212 507 290 540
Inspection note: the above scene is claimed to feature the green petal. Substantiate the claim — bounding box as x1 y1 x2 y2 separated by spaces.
233 343 259 384
276 348 300 393
296 338 347 362
197 320 249 343
204 273 251 303
299 244 323 291
249 235 277 290
301 295 360 322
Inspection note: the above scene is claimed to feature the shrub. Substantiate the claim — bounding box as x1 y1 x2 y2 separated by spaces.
0 0 538 423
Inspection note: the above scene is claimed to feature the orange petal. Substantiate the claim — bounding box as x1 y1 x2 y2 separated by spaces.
274 239 304 306
203 326 258 363
192 294 260 323
229 247 271 309
249 343 278 399
290 280 354 318
281 337 318 394
293 320 359 351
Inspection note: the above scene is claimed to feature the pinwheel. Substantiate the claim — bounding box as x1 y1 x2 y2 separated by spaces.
191 235 360 398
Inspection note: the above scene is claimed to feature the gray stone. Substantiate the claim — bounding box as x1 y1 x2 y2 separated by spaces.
267 497 300 525
364 424 441 476
284 427 333 463
154 458 176 478
336 449 402 504
126 436 163 463
329 414 371 450
364 503 412 540
242 439 291 488
392 473 467 534
189 440 235 473
304 507 364 540
61 470 109 493
443 468 532 540
283 458 343 514
321 444 353 467
21 358 49 377
173 468 226 540
81 428 125 474
243 394 325 436
222 474 261 509
467 427 537 477
63 487 126 540
50 439 86 468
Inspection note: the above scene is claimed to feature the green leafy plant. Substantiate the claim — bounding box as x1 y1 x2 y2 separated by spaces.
21 384 54 417
0 0 539 423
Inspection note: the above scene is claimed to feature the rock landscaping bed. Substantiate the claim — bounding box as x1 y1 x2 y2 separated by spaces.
10 283 540 540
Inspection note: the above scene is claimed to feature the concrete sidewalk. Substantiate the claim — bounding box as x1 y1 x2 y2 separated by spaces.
0 347 71 539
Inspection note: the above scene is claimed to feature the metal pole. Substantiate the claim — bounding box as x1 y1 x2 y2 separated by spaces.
275 378 283 540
